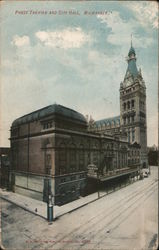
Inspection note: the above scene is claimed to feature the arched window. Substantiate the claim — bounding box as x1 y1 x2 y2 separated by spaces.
45 153 51 174
79 144 84 171
92 145 98 166
69 143 76 173
132 115 135 123
132 129 135 142
131 100 135 108
124 103 126 111
127 101 130 109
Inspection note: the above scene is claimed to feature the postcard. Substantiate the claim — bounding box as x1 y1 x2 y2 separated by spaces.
0 1 158 249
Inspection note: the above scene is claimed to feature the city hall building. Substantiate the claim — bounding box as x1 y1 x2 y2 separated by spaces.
89 43 148 168
9 44 147 205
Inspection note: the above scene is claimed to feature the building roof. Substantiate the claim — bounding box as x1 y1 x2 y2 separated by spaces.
126 45 139 78
126 58 138 78
95 115 120 127
128 46 136 57
12 104 87 127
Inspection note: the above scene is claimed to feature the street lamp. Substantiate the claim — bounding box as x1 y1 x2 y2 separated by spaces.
97 168 100 199
47 178 54 222
47 194 54 222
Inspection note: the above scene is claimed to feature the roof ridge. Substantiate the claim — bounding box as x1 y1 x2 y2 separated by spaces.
14 105 53 121
96 115 120 122
95 116 120 126
12 104 86 127
58 104 80 114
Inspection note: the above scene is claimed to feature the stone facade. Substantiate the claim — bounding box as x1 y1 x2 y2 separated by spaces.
10 104 140 205
89 44 148 168
10 105 88 205
120 44 148 167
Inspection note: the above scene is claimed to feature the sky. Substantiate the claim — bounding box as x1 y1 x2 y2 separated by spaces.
0 1 158 147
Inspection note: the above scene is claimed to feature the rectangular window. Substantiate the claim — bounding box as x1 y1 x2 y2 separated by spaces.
43 121 53 130
79 150 84 170
128 131 130 142
93 151 98 166
124 103 126 111
70 149 76 172
132 130 135 141
45 154 51 174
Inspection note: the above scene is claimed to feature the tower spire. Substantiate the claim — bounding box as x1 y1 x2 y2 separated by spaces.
125 35 138 78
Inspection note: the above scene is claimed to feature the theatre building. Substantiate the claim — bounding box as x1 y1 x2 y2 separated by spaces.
10 104 140 205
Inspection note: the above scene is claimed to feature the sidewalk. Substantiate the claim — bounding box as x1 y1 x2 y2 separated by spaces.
0 188 106 220
0 178 137 220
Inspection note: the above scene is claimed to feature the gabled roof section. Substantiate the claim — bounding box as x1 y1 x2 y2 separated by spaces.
12 104 87 127
95 115 120 127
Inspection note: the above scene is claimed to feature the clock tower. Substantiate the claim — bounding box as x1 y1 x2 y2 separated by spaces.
120 42 148 167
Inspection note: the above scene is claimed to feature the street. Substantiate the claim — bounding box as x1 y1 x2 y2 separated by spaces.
1 166 158 250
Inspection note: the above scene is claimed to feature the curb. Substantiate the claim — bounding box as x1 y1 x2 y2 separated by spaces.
0 180 138 221
57 179 138 216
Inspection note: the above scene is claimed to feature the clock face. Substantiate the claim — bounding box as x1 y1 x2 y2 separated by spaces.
124 71 133 87
125 77 132 87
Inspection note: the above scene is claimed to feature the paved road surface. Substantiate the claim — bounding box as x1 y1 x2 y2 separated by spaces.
1 166 158 250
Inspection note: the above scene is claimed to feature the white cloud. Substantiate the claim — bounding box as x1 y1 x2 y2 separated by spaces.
124 1 158 29
97 11 134 45
97 11 154 48
12 35 30 47
35 27 91 49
